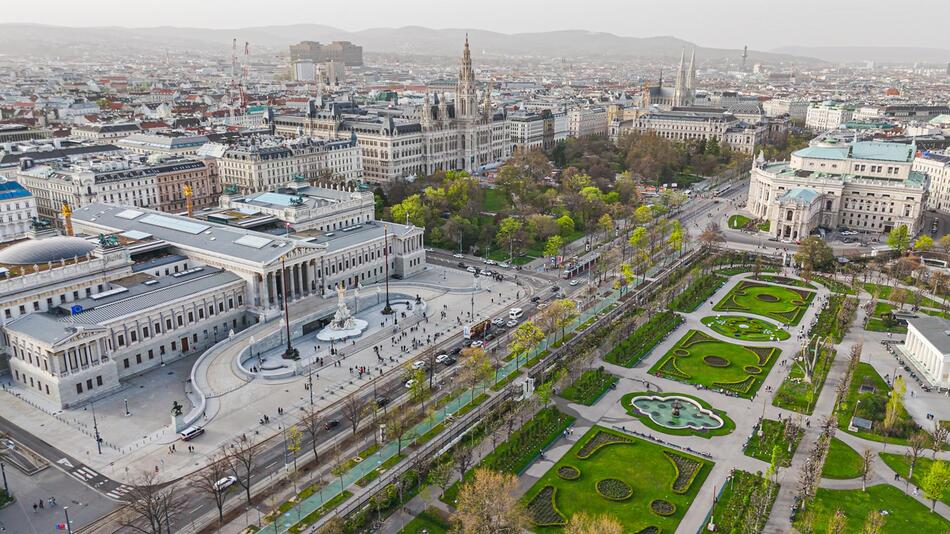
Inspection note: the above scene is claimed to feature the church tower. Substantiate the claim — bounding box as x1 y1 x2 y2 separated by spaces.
673 49 687 107
685 49 696 106
457 35 478 120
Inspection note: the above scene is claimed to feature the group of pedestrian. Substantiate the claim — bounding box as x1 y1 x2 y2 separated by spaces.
32 497 55 512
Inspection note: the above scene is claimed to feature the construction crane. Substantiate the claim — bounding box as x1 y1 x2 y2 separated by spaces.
240 41 250 111
61 201 73 236
229 38 238 117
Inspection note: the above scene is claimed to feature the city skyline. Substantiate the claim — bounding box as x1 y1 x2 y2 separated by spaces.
3 0 950 51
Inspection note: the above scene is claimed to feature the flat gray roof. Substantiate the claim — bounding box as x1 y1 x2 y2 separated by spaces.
304 220 418 252
908 314 950 355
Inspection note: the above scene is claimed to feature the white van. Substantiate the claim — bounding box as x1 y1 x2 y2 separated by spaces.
179 426 205 441
509 307 524 320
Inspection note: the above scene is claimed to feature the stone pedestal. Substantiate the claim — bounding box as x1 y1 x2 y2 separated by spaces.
172 413 187 432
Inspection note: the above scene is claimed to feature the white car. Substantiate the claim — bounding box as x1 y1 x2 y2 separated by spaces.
485 259 497 265
506 319 519 328
480 269 492 276
405 379 416 389
435 353 449 364
570 279 579 286
411 360 427 370
840 230 858 236
213 475 237 492
499 262 511 268
453 253 464 258
470 340 484 348
467 266 477 273
491 317 505 326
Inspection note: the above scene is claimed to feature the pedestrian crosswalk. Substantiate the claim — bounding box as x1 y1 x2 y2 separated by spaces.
106 484 133 500
71 466 99 481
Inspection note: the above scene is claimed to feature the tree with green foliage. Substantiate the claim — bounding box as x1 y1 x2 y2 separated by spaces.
887 224 911 252
921 460 950 512
543 235 564 260
442 215 478 254
510 321 544 368
633 205 653 225
557 214 575 237
496 217 523 261
863 510 886 534
597 212 614 242
668 220 684 257
914 235 935 253
884 375 906 432
827 508 847 534
794 236 835 271
390 194 427 227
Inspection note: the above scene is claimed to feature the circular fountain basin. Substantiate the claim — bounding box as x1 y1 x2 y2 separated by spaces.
631 395 724 430
316 318 369 342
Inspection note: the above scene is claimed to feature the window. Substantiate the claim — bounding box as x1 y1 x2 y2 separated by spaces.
148 349 153 360
96 376 103 386
117 334 125 347
177 316 183 327
188 312 194 323
130 331 137 342
76 383 83 394
143 326 150 338
123 358 129 369
86 379 93 390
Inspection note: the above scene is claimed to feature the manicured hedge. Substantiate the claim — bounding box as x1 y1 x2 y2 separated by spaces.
604 311 683 367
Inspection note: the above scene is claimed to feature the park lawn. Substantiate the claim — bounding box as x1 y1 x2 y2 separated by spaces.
863 282 944 309
772 346 836 415
752 274 817 289
879 453 950 506
728 214 752 229
649 330 781 398
670 273 726 312
821 438 864 479
619 391 735 438
701 315 790 341
398 509 451 534
603 310 683 367
743 419 803 467
482 188 509 213
865 301 907 334
836 363 919 446
713 280 815 325
707 470 778 533
714 265 779 276
757 220 771 232
798 484 950 534
559 368 618 405
522 426 711 533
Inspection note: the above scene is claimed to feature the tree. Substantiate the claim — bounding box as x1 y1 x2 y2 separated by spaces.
557 214 575 237
941 233 950 251
633 205 653 225
543 298 578 341
564 512 623 534
496 217 523 261
429 460 453 500
883 375 905 432
453 469 526 534
287 425 302 477
510 321 544 368
300 404 322 463
228 434 257 505
914 235 935 253
861 449 874 492
905 432 928 491
597 212 614 242
929 421 950 460
385 408 411 455
698 222 725 247
389 194 427 227
890 287 909 311
316 517 345 534
888 224 912 252
192 450 232 525
120 470 183 534
330 453 348 494
862 510 886 534
668 220 684 256
341 395 370 436
795 236 835 271
544 235 564 259
460 346 491 399
827 508 847 534
921 460 950 512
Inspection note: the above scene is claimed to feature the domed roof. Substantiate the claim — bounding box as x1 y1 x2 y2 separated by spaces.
0 236 96 265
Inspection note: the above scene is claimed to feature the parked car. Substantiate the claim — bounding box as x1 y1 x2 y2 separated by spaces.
499 262 511 268
324 419 341 431
442 356 457 366
480 269 492 276
457 262 466 268
470 340 484 348
375 396 390 408
531 296 542 303
453 253 464 258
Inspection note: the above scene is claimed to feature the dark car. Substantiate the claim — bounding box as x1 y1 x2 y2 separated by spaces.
375 396 390 408
457 262 466 268
451 346 463 356
442 356 457 366
551 285 560 292
324 419 341 431
531 296 542 303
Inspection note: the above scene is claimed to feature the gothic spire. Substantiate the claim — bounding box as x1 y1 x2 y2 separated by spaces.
687 49 696 92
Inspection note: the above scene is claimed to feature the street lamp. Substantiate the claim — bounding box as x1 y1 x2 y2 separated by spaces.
0 461 8 496
280 256 297 360
124 398 130 417
90 401 102 454
64 506 73 534
382 225 393 315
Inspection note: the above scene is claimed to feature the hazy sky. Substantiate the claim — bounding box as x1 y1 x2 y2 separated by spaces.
4 0 949 50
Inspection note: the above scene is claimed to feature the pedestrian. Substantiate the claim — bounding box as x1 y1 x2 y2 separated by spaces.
39 499 44 510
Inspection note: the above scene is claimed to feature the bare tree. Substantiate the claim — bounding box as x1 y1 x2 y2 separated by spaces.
300 404 322 463
905 432 928 490
453 469 526 534
453 440 476 486
120 470 183 534
191 449 232 525
385 408 411 456
228 434 257 505
861 449 875 491
929 421 949 460
827 508 847 534
341 395 369 436
862 510 886 534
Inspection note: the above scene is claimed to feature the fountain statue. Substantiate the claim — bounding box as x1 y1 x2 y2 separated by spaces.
316 284 368 341
671 399 682 418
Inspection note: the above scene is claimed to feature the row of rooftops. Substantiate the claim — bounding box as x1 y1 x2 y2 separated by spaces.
19 154 207 184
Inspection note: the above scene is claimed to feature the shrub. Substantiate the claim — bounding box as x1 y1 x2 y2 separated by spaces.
577 429 634 459
526 486 566 526
595 478 633 501
670 274 726 312
703 355 730 368
663 451 703 493
604 311 683 367
556 465 580 480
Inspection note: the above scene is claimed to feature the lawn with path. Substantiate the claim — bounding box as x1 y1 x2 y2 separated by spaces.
821 437 864 479
865 301 907 334
836 363 921 446
620 391 735 438
880 453 950 506
649 330 781 398
796 484 949 533
559 368 618 406
706 470 779 533
743 418 803 467
701 315 790 341
522 426 712 533
398 509 451 534
772 346 836 415
604 310 683 367
713 280 815 325
728 214 752 229
752 274 817 289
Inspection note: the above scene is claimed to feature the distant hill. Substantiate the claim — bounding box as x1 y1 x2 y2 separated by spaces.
0 23 818 63
773 45 950 65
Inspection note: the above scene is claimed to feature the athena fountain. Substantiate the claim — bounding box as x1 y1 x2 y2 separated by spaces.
317 285 369 342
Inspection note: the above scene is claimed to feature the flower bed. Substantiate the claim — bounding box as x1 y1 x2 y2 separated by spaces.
576 429 634 459
482 406 575 474
744 365 762 374
663 451 702 493
703 355 730 368
596 478 633 501
713 375 757 395
556 465 580 480
636 526 661 534
526 485 566 526
650 499 676 516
